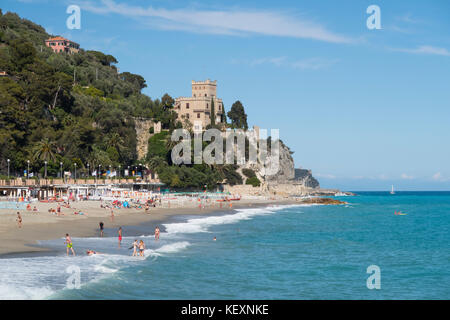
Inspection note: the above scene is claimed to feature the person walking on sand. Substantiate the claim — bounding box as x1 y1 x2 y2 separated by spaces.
155 226 160 241
99 221 104 237
65 233 75 256
138 240 145 257
110 209 114 222
57 203 61 216
16 212 22 228
118 227 123 248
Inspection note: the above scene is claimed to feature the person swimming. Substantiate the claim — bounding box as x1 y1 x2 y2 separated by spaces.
155 226 160 241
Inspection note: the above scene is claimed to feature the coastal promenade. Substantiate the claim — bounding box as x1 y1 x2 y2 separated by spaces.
0 178 164 200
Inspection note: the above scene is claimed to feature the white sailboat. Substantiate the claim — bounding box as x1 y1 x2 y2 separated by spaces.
390 185 395 195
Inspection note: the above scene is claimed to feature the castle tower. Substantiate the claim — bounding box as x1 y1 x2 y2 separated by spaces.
175 79 224 130
192 79 217 98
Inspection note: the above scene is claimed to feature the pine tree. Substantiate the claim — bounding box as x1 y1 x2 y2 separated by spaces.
210 98 215 126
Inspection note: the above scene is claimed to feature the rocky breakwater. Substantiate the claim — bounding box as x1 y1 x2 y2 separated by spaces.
297 197 347 205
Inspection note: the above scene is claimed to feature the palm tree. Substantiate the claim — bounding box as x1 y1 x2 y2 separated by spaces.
104 132 125 157
32 138 57 162
147 156 166 172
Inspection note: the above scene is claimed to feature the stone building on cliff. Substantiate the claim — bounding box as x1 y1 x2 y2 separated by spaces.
174 79 225 132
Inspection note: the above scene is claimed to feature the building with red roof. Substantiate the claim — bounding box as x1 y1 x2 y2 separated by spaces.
45 36 80 54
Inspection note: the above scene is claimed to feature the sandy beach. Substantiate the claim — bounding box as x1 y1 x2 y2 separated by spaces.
0 197 295 256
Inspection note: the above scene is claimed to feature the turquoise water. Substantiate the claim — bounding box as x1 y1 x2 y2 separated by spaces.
0 192 449 299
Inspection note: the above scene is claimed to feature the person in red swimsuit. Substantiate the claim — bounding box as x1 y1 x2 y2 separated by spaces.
118 227 122 248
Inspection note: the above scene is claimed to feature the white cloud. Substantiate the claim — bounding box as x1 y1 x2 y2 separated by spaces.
431 172 449 182
401 173 414 180
246 56 337 70
292 58 338 70
250 57 287 67
81 0 353 43
392 45 450 57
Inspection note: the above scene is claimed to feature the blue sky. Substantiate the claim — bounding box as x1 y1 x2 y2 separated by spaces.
3 0 450 190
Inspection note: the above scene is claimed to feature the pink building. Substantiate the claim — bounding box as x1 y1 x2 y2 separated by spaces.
45 36 80 54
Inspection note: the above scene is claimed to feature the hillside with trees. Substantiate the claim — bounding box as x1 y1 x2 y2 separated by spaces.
0 9 254 189
0 10 179 178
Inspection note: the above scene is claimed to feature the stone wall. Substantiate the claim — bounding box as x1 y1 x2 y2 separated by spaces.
223 184 265 196
134 118 161 161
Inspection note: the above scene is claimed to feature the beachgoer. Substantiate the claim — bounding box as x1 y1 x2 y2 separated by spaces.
86 250 97 256
118 227 122 248
65 233 76 256
131 239 138 256
99 221 104 237
213 237 216 241
33 206 37 212
110 209 114 222
57 204 61 216
155 226 160 241
16 212 22 228
138 240 145 257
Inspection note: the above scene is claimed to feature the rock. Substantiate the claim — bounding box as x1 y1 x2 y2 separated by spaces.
298 197 347 205
294 169 320 188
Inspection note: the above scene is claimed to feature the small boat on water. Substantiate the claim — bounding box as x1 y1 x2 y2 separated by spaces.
390 185 395 195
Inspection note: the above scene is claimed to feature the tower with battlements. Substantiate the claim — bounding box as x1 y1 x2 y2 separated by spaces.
174 79 224 132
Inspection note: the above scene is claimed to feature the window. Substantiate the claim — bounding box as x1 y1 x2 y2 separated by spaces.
219 105 221 110
186 103 189 109
204 94 207 97
206 103 209 109
186 113 190 119
197 113 200 118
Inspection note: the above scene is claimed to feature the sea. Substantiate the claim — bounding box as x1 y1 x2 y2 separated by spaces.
0 191 449 300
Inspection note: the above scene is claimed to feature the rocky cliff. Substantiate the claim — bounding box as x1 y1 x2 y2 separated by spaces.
246 139 320 190
294 169 320 189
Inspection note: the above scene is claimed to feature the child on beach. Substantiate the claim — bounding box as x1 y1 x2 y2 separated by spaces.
65 233 76 256
138 240 145 257
16 212 22 228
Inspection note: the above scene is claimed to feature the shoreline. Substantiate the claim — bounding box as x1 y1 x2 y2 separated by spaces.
0 198 296 257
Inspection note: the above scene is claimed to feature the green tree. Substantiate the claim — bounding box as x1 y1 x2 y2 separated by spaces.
32 138 57 162
227 100 248 130
210 98 215 126
161 93 175 108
